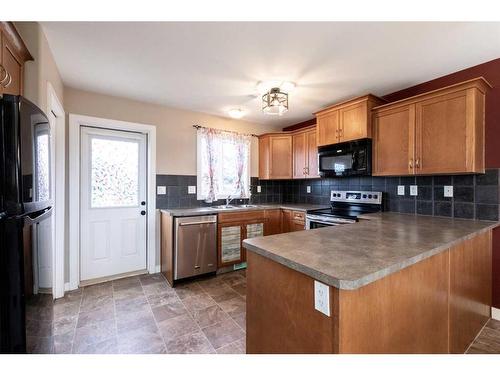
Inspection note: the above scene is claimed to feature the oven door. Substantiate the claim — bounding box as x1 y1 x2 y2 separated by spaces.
306 215 341 229
318 138 371 177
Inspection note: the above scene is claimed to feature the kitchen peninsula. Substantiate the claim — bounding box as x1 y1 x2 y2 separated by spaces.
243 213 498 354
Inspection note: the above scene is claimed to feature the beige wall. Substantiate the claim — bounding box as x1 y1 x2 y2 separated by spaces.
64 87 278 176
14 22 64 110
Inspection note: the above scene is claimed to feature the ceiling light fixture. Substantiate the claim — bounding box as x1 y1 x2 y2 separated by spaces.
262 87 289 116
228 108 245 119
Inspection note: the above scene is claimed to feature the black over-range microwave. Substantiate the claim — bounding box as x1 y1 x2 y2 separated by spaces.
318 138 372 177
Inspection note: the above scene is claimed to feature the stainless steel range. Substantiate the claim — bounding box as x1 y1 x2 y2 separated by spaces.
306 190 383 229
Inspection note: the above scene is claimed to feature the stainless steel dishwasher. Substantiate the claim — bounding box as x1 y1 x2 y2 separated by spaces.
174 215 217 280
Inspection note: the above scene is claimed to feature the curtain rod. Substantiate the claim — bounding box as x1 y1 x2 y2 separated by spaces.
193 124 258 138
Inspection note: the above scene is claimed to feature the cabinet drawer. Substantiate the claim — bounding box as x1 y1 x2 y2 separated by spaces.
292 211 305 222
218 210 266 223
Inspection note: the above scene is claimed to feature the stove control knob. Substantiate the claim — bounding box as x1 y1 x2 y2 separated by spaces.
373 194 378 199
368 194 372 199
362 194 367 198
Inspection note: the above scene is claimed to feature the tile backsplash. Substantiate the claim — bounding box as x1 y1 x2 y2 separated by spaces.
156 169 500 221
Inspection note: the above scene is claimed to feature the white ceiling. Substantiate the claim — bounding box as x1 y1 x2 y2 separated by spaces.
42 22 500 128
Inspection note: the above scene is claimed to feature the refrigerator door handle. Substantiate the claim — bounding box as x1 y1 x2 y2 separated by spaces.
22 206 53 225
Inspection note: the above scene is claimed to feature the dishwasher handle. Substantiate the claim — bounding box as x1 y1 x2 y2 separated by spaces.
179 220 216 226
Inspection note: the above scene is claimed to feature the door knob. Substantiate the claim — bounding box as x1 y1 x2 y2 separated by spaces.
141 201 146 206
140 210 146 215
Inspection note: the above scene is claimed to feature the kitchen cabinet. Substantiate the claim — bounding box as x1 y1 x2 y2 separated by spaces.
218 210 266 267
0 22 32 96
373 78 490 176
315 94 385 147
293 126 319 179
264 209 282 235
259 133 293 180
282 209 305 233
373 104 415 175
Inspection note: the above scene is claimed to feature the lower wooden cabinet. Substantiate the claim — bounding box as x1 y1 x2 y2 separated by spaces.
218 209 306 267
264 209 282 235
218 211 266 267
282 209 306 233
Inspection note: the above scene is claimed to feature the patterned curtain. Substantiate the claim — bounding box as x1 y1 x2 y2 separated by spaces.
197 127 251 202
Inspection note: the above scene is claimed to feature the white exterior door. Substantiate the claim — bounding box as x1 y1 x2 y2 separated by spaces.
80 126 147 282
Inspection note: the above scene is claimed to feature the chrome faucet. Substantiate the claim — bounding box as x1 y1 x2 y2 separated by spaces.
226 195 235 207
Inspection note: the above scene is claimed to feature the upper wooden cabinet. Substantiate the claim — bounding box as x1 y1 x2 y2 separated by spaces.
292 126 319 179
0 22 32 96
259 133 293 179
260 126 319 180
315 94 385 146
372 78 490 176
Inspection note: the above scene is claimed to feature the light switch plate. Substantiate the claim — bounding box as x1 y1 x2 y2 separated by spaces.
444 185 454 197
307 186 311 194
397 185 405 196
157 186 166 195
188 186 196 194
314 280 330 316
257 186 261 193
410 185 418 196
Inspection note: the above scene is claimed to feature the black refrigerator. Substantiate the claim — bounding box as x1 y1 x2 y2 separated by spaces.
0 94 52 353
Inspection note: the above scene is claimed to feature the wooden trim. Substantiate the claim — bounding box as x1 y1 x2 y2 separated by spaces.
373 77 492 112
0 22 33 62
282 118 316 132
160 212 174 286
313 93 386 116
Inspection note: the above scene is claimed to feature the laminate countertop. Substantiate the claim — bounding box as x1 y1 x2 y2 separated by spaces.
160 204 327 217
242 212 499 290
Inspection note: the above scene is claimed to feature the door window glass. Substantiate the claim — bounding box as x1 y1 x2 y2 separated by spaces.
90 137 139 208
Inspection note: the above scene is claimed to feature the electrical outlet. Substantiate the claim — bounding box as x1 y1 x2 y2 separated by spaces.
444 185 453 197
188 186 196 194
397 185 405 196
410 185 418 196
314 280 330 316
256 186 261 193
307 186 311 194
157 186 166 195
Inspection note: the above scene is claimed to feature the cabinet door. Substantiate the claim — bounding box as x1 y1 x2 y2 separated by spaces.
259 136 270 179
339 101 368 142
415 90 471 174
281 209 292 233
269 135 292 179
317 111 339 146
264 209 282 235
306 129 319 178
1 35 23 96
293 131 307 179
373 105 415 176
218 224 243 267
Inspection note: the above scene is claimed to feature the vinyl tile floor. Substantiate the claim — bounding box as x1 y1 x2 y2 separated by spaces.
26 270 247 354
25 269 500 354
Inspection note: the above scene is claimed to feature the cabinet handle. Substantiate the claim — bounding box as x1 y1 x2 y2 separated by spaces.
0 66 8 86
415 158 420 169
409 159 414 169
3 72 11 88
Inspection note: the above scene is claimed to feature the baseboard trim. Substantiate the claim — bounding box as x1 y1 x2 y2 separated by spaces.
492 307 500 321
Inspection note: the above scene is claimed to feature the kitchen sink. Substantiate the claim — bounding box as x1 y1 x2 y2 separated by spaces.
209 205 237 209
237 204 258 208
